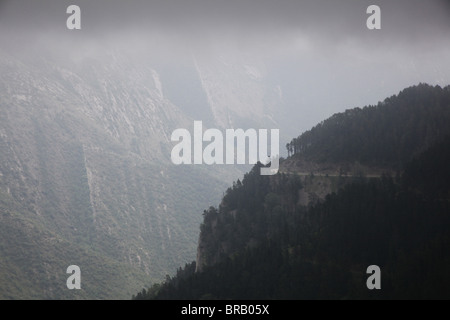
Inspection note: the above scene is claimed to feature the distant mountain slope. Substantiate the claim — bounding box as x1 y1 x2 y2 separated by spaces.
1 39 297 298
135 85 450 300
0 49 244 299
0 187 149 299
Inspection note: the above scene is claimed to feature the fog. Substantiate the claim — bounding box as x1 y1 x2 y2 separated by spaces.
1 0 450 135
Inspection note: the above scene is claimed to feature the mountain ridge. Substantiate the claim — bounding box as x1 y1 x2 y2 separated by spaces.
135 83 450 300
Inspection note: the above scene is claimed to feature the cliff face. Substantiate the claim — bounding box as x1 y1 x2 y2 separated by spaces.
0 35 299 297
0 49 246 298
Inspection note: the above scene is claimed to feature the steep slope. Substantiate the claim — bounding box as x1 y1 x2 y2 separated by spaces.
136 84 450 300
1 37 299 298
0 186 149 299
0 48 242 298
194 55 283 132
138 137 450 301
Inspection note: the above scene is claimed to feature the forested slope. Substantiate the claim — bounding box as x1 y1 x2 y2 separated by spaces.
134 84 450 300
137 136 450 299
287 84 450 168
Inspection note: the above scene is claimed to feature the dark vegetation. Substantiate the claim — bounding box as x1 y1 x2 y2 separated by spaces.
287 84 450 168
134 84 450 300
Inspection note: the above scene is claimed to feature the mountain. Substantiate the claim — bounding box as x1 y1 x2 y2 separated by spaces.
286 84 450 168
135 84 450 300
0 45 289 298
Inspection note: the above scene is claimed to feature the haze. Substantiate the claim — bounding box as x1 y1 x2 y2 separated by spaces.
1 0 450 136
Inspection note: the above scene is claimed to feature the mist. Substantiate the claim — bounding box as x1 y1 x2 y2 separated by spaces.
1 0 450 135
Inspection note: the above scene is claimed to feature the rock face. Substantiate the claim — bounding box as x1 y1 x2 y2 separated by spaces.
1 47 274 298
0 37 292 298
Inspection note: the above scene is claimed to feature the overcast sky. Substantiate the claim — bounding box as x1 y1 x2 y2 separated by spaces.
1 0 450 133
1 0 449 40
